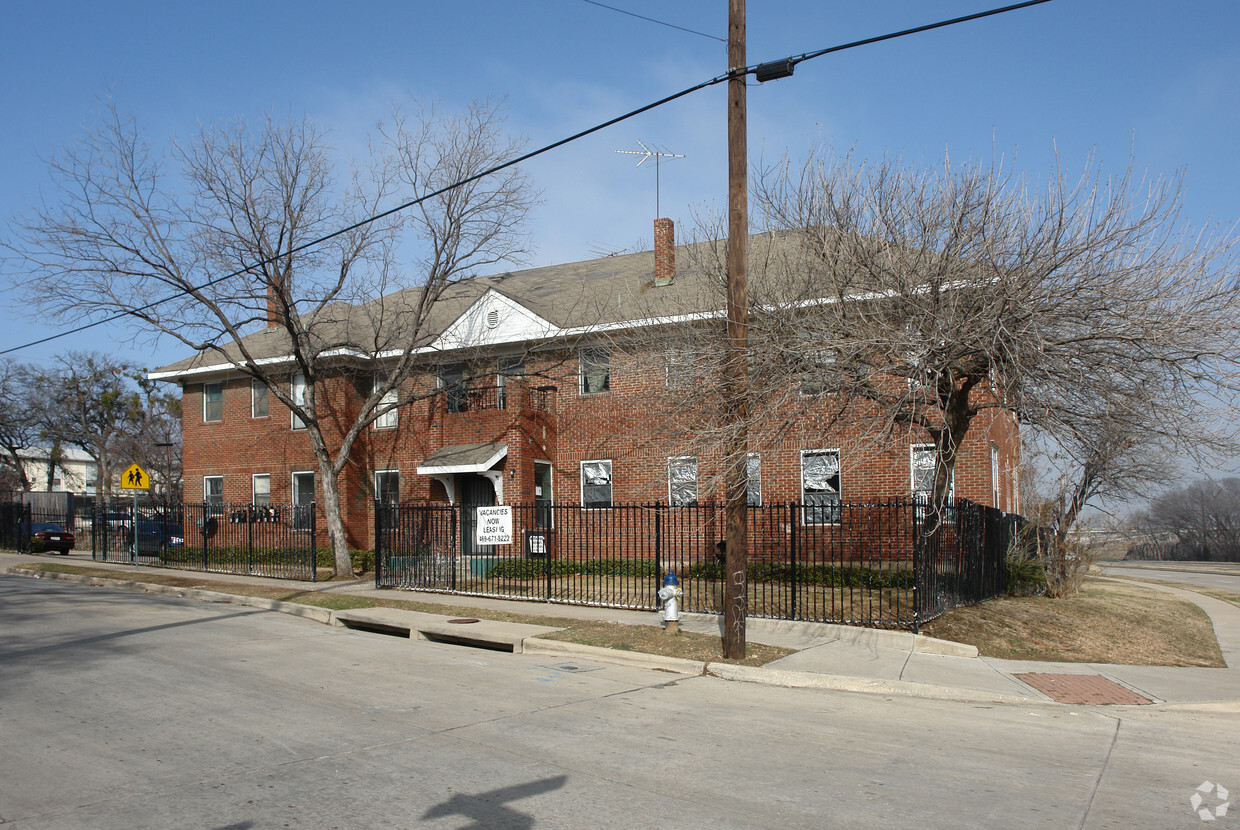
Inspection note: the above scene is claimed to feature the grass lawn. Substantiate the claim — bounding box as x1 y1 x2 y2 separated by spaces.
921 576 1227 667
15 563 1231 668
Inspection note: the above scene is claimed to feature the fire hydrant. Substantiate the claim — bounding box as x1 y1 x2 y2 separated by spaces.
657 570 682 634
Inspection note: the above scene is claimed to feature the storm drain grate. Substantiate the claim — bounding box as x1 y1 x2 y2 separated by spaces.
1015 673 1151 705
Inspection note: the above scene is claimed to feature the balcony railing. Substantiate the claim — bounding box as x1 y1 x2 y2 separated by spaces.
443 382 556 414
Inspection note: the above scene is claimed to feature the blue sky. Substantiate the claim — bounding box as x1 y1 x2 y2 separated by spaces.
3 0 1238 376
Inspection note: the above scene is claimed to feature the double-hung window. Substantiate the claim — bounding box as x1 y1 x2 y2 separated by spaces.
375 470 399 530
801 449 841 524
746 453 762 507
911 443 953 504
665 348 695 389
291 373 306 430
203 383 224 422
497 356 525 410
204 476 224 515
668 456 698 506
251 380 269 418
580 348 610 394
252 473 271 507
581 460 613 508
373 378 397 429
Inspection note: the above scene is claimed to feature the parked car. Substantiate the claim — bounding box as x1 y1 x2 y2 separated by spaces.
30 523 75 554
129 520 185 554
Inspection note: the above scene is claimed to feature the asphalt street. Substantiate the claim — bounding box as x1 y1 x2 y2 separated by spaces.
1 574 1236 829
1101 560 1240 595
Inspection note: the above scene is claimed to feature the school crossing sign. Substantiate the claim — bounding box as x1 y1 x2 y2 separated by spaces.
121 463 150 491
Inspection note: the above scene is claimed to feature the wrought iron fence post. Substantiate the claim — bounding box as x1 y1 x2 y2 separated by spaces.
450 504 458 591
202 502 209 572
373 499 382 588
912 500 921 635
654 500 663 595
789 502 798 621
543 505 552 602
310 502 317 583
247 503 254 575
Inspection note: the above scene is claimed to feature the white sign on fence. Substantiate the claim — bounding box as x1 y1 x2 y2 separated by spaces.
475 505 513 546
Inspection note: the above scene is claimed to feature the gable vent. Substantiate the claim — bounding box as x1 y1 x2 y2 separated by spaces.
486 308 501 329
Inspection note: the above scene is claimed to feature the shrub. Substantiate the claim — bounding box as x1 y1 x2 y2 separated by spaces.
1005 553 1047 596
487 558 661 580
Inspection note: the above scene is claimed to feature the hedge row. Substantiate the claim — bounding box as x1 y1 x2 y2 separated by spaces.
480 557 913 588
487 558 662 579
685 561 916 589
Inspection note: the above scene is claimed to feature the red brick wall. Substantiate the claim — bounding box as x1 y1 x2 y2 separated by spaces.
179 345 1020 551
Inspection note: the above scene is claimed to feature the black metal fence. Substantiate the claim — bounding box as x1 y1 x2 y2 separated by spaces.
0 500 78 553
90 502 317 581
376 499 1028 631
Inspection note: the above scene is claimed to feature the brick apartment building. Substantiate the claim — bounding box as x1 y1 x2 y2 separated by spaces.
151 220 1020 552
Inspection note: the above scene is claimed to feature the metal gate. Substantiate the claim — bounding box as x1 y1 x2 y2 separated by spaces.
376 502 458 590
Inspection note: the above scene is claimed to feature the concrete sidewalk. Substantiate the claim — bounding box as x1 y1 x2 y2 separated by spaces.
5 550 1238 708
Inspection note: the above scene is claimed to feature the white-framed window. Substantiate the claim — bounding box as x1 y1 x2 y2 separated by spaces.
375 469 399 530
203 382 224 423
291 470 314 529
373 377 397 429
799 349 837 396
668 456 698 507
497 356 525 410
801 449 841 524
580 348 610 394
251 380 269 419
665 348 695 389
290 372 306 430
252 473 271 507
911 443 954 503
438 363 469 413
747 453 762 507
581 459 612 508
991 444 1001 509
204 475 224 514
374 469 400 505
84 462 99 496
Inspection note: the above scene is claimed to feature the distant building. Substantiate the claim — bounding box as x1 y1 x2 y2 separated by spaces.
15 447 100 495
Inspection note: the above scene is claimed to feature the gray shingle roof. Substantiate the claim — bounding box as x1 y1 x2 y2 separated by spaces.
150 230 818 380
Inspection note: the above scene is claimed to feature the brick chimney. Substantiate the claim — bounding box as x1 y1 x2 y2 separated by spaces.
653 217 675 287
267 282 281 328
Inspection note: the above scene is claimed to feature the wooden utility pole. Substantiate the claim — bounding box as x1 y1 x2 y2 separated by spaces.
723 0 749 659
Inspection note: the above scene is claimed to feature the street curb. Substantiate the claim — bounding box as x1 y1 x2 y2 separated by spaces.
669 612 979 657
522 638 706 675
705 662 1038 704
7 567 335 625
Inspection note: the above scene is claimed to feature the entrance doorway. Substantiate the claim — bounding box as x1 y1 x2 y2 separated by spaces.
458 474 496 556
534 461 552 529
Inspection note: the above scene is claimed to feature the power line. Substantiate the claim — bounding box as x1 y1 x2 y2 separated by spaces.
2 0 1053 357
577 0 725 43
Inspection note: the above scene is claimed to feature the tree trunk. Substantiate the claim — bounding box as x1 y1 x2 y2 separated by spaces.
315 463 352 578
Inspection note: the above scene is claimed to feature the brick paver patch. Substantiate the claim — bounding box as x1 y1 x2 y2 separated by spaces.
1014 672 1152 705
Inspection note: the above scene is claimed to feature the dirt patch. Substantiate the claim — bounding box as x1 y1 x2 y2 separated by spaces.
922 578 1225 666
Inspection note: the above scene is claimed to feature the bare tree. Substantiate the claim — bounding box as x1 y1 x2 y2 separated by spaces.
746 149 1240 546
0 359 41 491
7 100 535 576
1131 477 1240 562
613 148 1240 597
37 352 147 504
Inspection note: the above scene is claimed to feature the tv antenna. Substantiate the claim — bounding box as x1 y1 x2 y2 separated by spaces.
615 140 684 217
